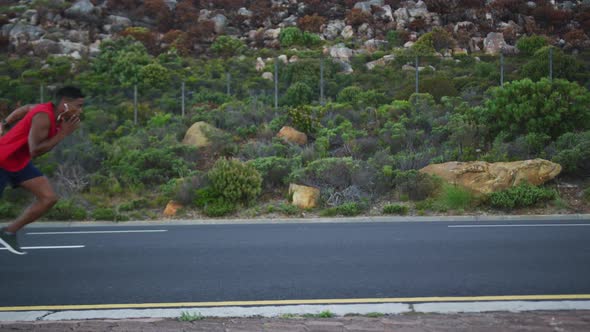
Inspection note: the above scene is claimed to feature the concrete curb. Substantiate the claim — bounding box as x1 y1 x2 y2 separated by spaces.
2 301 590 321
17 214 590 228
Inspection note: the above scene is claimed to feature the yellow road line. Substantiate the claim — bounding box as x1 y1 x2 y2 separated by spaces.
2 294 590 312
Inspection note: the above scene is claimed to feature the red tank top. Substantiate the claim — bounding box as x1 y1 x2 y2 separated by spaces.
0 103 59 172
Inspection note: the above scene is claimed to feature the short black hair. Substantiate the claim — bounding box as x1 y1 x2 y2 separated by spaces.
56 86 85 101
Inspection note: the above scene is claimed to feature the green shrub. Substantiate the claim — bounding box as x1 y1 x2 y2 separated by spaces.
521 47 583 82
0 202 18 219
287 106 325 133
393 170 439 201
475 78 590 140
248 157 301 190
551 131 590 176
382 204 408 215
320 202 364 216
489 183 557 209
283 82 313 107
92 208 120 221
118 198 150 212
337 86 363 104
438 185 474 210
208 158 262 204
516 35 548 55
193 187 236 217
45 200 87 221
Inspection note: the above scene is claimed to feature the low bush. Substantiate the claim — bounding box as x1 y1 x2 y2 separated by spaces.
44 199 87 221
489 183 556 209
382 204 409 215
208 159 262 204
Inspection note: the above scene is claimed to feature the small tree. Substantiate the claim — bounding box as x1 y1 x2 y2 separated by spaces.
476 78 590 140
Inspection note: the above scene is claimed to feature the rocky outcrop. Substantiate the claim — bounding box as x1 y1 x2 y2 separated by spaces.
289 184 320 209
182 122 222 148
419 159 562 195
163 200 183 217
277 126 308 145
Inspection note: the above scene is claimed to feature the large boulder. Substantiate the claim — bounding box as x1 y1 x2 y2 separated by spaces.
182 121 221 148
65 0 95 18
419 159 562 195
277 126 308 145
323 20 346 40
289 184 320 209
484 32 507 55
163 200 183 217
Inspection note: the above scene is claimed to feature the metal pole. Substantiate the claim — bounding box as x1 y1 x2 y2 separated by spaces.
549 47 553 81
500 53 504 87
320 57 325 106
133 85 138 125
226 72 231 96
415 55 419 94
274 56 279 110
181 81 185 117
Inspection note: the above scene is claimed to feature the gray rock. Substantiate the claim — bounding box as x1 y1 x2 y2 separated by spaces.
65 0 95 17
66 30 89 44
333 59 354 74
264 28 281 40
484 32 506 55
364 39 388 53
262 72 274 81
211 14 227 34
358 23 374 39
376 5 394 22
106 15 132 27
366 54 395 70
238 7 253 17
341 25 354 39
31 39 61 57
323 20 346 40
163 0 177 10
328 43 354 62
280 15 298 27
407 0 429 18
59 39 88 55
354 0 384 13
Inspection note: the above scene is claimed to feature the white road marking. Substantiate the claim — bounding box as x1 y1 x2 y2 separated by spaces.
27 230 167 235
449 224 590 228
0 245 85 250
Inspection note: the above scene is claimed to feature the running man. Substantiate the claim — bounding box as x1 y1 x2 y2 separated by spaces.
0 86 84 255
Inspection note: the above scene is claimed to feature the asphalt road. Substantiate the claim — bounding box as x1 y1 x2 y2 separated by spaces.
1 219 589 308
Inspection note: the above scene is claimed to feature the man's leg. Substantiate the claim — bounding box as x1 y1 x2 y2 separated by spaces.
3 176 58 233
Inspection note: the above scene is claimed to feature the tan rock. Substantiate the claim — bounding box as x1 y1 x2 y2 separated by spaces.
182 121 220 148
419 159 562 195
289 184 320 209
277 126 308 145
163 200 183 217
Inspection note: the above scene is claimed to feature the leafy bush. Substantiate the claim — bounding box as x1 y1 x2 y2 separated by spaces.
475 78 590 140
287 106 325 134
283 82 313 107
437 185 474 211
92 208 121 221
45 199 87 221
551 131 590 176
521 47 584 82
320 202 364 216
516 34 549 55
248 157 301 191
393 170 439 201
0 202 18 219
489 183 556 209
193 187 236 217
279 27 322 48
382 204 408 215
208 158 262 204
290 158 376 194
